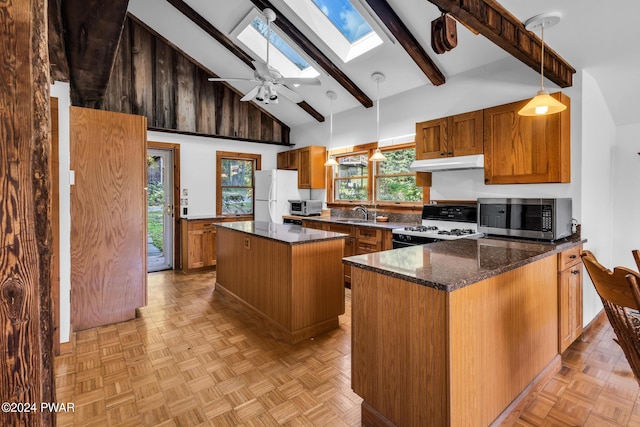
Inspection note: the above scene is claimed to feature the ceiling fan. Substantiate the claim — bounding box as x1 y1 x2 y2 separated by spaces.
208 8 321 104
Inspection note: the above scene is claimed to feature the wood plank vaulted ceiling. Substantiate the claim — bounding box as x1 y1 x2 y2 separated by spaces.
48 0 577 143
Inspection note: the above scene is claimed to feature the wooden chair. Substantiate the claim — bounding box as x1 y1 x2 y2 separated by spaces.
633 249 640 272
581 250 640 385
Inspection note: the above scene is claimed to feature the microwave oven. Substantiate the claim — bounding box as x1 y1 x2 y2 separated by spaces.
288 200 322 216
477 198 572 241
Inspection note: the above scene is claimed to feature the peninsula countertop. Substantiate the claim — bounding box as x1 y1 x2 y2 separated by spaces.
343 234 586 291
216 221 348 245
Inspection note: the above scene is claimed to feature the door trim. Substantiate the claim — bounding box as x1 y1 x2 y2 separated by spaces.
147 141 181 269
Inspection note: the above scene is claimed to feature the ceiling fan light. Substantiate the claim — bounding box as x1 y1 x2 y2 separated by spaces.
255 86 267 102
268 85 278 100
518 90 566 116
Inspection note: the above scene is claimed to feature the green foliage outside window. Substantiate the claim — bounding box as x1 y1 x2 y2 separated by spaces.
221 159 254 215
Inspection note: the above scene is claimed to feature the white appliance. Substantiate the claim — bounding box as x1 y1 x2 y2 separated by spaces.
254 169 302 224
409 154 484 172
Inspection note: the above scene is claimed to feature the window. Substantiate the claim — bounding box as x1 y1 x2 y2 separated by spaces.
329 144 422 205
216 152 262 216
232 10 319 79
282 0 383 62
375 145 422 202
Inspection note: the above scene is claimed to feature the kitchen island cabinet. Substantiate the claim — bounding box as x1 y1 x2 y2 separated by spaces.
215 221 347 344
344 236 585 426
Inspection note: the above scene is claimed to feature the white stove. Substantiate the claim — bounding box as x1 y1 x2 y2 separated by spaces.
392 204 482 247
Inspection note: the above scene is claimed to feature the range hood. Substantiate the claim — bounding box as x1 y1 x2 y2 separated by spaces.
409 154 484 172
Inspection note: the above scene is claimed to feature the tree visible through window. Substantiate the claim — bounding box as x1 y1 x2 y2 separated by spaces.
216 152 261 216
376 146 422 202
334 152 369 201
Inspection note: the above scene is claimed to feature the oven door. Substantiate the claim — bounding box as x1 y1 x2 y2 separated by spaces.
392 233 443 248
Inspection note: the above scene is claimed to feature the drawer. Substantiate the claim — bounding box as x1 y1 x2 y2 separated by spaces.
302 220 326 230
357 240 382 254
356 227 382 243
327 223 354 235
558 245 582 271
188 220 216 231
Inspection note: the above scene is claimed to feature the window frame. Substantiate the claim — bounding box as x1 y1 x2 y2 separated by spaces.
326 143 425 210
216 151 262 218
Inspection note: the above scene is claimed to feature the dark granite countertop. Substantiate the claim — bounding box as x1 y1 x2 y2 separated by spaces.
283 215 420 231
216 221 348 245
343 234 586 291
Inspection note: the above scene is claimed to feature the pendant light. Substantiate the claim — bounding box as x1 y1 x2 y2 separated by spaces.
369 72 386 161
324 91 339 167
518 12 566 116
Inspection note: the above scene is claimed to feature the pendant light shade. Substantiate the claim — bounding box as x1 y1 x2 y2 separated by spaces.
324 91 339 167
518 12 566 117
369 72 386 162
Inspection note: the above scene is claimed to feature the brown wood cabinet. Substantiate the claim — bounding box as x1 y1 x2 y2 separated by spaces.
415 110 483 160
558 244 583 353
301 219 391 285
276 150 298 170
181 219 219 272
277 145 326 188
483 92 571 184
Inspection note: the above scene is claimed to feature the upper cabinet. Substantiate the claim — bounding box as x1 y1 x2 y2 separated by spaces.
415 110 483 160
277 145 326 189
483 93 571 184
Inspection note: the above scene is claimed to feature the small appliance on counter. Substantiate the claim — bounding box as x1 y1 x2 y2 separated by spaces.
391 204 482 248
477 197 572 241
288 199 322 217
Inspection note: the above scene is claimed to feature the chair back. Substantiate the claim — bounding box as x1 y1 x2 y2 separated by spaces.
582 250 640 385
582 250 640 309
633 249 640 272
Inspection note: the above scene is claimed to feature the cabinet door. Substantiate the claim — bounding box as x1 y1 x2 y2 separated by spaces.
298 147 312 188
483 92 571 184
287 150 299 170
297 146 326 189
416 118 447 159
277 151 289 169
187 229 205 269
448 110 483 157
558 263 583 353
204 228 217 267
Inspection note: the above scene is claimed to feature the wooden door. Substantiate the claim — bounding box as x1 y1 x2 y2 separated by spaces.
204 227 217 267
187 229 205 269
70 107 147 331
415 118 447 159
448 110 483 157
298 147 311 188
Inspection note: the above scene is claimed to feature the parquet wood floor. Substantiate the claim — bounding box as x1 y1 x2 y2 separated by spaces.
55 271 640 426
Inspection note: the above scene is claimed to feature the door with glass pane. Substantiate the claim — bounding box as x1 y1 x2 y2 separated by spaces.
147 148 174 272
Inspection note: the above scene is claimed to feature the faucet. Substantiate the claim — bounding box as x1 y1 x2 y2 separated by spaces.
352 205 369 220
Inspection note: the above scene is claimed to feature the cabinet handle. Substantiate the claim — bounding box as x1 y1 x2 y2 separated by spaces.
440 152 446 156
569 255 577 259
447 152 453 155
571 270 580 275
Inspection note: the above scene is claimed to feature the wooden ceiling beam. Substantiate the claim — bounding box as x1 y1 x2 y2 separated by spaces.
248 0 374 108
62 0 130 107
363 0 446 86
165 0 324 122
48 0 69 82
427 0 575 87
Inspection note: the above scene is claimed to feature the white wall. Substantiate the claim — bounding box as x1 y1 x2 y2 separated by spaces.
50 82 71 344
611 123 640 268
146 132 281 218
580 71 617 324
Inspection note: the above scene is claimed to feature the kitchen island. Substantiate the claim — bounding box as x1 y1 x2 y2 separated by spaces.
344 236 585 427
215 221 347 344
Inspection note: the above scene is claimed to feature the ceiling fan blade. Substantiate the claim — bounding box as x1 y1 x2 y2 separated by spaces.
275 85 304 103
208 77 256 83
279 77 321 86
252 60 271 76
241 86 261 101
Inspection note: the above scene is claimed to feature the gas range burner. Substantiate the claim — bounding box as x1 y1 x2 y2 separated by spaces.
437 228 476 236
404 225 438 232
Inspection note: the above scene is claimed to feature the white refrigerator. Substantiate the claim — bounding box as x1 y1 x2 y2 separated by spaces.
254 169 301 224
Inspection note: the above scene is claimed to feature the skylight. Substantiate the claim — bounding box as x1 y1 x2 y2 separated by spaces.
232 11 319 79
282 0 383 63
310 0 373 43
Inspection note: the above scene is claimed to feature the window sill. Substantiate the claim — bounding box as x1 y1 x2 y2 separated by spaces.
327 202 423 212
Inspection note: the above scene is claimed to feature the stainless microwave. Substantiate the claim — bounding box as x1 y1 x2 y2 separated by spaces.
478 198 572 241
288 199 322 216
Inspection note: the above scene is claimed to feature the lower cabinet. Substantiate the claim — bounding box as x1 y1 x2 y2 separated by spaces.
301 219 392 286
558 244 583 353
181 219 218 273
